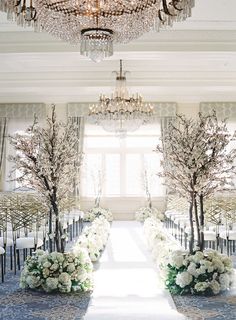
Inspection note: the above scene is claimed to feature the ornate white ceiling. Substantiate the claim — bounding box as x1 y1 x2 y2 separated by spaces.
0 0 236 103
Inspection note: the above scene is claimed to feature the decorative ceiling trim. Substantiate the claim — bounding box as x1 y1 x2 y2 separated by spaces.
67 102 177 118
0 103 46 118
200 102 236 118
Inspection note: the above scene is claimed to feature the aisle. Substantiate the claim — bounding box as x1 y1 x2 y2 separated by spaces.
84 221 186 320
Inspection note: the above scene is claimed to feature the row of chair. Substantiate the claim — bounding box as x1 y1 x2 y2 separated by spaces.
165 209 236 255
0 209 84 282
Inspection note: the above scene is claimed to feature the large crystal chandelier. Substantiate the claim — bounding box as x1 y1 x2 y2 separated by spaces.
0 1 195 62
88 60 154 138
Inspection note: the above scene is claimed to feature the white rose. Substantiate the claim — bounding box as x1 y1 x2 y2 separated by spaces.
187 262 198 277
50 263 59 271
26 275 41 289
193 251 204 264
58 272 71 285
196 265 206 276
42 268 50 278
43 261 51 268
176 271 193 288
170 251 185 268
45 277 59 290
194 281 209 292
210 280 221 295
219 273 230 291
67 263 76 273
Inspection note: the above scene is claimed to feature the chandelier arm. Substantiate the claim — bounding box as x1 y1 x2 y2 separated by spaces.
158 9 165 22
158 9 166 22
172 0 184 12
162 0 176 16
15 0 22 7
32 8 37 21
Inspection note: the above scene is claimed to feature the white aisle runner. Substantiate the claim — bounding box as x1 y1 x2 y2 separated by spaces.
84 221 186 320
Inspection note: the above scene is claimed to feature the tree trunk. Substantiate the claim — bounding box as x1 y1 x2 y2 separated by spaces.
189 195 194 254
55 217 62 252
147 191 152 209
51 201 65 253
59 220 65 253
193 195 201 249
199 193 205 251
48 208 53 253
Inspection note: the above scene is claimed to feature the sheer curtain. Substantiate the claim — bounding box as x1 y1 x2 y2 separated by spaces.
71 116 85 202
0 118 7 190
200 102 236 188
0 103 46 191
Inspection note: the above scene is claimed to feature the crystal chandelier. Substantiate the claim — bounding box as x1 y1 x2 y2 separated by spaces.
0 1 38 28
0 1 195 62
88 60 154 138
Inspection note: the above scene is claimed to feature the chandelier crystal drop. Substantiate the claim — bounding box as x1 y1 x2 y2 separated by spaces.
0 0 38 28
0 1 195 61
80 28 114 63
88 60 154 138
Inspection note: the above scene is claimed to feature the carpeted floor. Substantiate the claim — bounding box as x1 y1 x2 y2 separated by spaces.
172 291 236 320
0 223 235 320
0 270 91 320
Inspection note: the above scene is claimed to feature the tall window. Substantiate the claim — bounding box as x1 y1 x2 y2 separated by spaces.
81 122 164 197
5 119 36 191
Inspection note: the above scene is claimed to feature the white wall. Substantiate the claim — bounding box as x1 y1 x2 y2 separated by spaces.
80 197 167 220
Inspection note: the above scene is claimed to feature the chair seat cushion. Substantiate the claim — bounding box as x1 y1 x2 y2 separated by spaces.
0 237 13 247
16 237 44 249
204 231 216 241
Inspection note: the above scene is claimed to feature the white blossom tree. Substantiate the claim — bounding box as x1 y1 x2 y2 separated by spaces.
143 169 152 209
9 105 81 253
156 112 236 253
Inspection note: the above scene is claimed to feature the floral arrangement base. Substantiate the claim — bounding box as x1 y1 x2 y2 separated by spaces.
166 250 234 296
135 207 164 222
84 207 113 222
20 249 93 293
73 216 110 262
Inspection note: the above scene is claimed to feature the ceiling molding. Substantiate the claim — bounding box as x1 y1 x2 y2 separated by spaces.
0 1 236 104
1 30 236 53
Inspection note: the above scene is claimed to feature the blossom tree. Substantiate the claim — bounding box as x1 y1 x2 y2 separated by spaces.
9 105 81 253
143 169 152 209
156 112 236 253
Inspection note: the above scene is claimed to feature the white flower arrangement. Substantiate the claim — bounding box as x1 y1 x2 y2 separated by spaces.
84 207 113 222
143 217 234 295
166 249 234 295
20 248 93 293
135 207 164 222
143 217 181 273
73 216 110 262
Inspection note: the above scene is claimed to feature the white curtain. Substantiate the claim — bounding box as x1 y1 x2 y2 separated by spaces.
71 116 85 201
0 118 7 190
1 103 46 191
